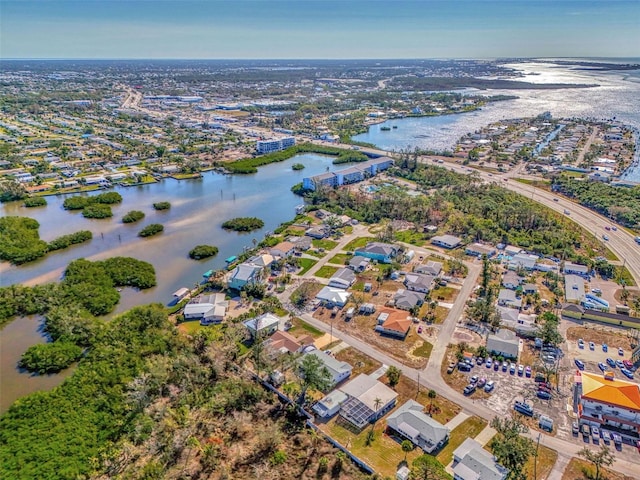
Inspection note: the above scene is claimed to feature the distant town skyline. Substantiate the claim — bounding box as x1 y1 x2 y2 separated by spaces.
2 1 639 60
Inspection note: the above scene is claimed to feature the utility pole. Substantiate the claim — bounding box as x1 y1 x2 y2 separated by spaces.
533 432 541 480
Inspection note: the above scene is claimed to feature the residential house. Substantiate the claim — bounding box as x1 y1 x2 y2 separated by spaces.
348 256 371 272
577 372 640 443
304 349 352 387
264 330 314 355
564 262 590 277
290 236 312 251
316 286 351 308
501 271 524 290
508 253 538 271
375 310 412 339
497 307 536 334
359 303 376 314
339 374 398 429
452 438 508 480
486 329 520 360
465 243 496 258
386 400 450 453
504 245 522 256
243 313 281 338
183 293 227 325
393 289 426 311
269 241 296 258
227 263 262 290
415 261 443 277
403 272 434 293
354 242 399 264
497 289 522 309
305 226 327 239
313 390 349 418
431 235 462 249
328 268 357 289
522 283 538 295
246 253 274 269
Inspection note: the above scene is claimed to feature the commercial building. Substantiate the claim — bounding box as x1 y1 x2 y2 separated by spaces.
577 371 640 443
256 136 295 154
564 274 586 304
302 157 393 191
486 329 519 360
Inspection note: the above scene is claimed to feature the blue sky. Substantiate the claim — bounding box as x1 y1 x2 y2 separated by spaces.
2 1 639 59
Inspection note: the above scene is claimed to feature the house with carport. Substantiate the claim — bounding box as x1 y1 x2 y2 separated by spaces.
386 400 450 453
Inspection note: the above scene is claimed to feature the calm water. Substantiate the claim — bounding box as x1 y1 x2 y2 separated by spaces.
0 153 337 412
354 61 640 180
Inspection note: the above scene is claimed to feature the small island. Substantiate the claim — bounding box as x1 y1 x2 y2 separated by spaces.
122 210 145 223
139 223 164 237
153 201 171 211
19 342 83 374
221 217 265 232
292 163 305 170
189 244 219 260
23 197 47 208
82 204 113 219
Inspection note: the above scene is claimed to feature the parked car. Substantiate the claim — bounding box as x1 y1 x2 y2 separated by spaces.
493 361 500 371
534 373 546 383
603 234 609 241
618 347 624 356
502 361 508 372
598 362 608 372
572 422 580 435
486 358 493 368
447 362 456 374
623 360 634 369
509 363 516 374
616 360 625 369
605 226 611 231
602 431 611 444
458 362 471 372
538 384 552 393
537 390 552 400
589 342 595 351
620 368 634 380
514 401 534 417
476 357 484 365
470 375 479 384
578 339 585 349
463 384 476 395
575 359 585 370
582 424 590 436
484 380 495 392
606 358 616 368
525 366 532 377
592 288 603 294
603 343 608 352
612 433 622 445
518 364 524 376
477 377 487 388
612 226 618 231
592 426 600 441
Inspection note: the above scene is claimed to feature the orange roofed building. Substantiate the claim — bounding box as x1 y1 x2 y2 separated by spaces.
577 371 640 442
374 309 412 339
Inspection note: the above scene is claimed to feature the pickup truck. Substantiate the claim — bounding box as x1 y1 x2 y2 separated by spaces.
514 401 534 417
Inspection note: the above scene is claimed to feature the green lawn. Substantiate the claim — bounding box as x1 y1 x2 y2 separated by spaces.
412 341 433 359
617 265 636 286
287 317 324 338
297 257 317 275
312 239 339 250
328 253 352 265
436 416 488 465
394 230 426 246
315 265 339 278
344 237 375 252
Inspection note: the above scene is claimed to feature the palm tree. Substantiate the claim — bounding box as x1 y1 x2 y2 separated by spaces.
401 439 413 462
427 389 437 414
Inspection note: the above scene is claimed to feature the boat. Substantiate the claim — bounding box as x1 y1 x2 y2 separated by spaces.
202 269 214 279
380 126 391 131
225 256 237 264
392 125 398 129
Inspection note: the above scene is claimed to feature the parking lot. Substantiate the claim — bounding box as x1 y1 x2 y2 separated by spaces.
565 336 638 384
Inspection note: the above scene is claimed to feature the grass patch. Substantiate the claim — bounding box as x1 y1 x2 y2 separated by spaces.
605 248 619 261
312 239 339 250
287 317 324 338
562 457 635 480
328 253 352 265
436 416 487 465
515 178 552 187
334 347 382 377
616 265 636 287
412 341 433 358
315 265 339 278
297 257 317 275
431 286 459 302
390 376 462 425
523 444 557 480
344 237 376 251
394 230 426 246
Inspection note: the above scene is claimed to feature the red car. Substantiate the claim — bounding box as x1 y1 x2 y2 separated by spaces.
623 360 634 369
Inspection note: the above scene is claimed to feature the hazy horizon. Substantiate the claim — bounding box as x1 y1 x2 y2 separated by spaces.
2 1 639 60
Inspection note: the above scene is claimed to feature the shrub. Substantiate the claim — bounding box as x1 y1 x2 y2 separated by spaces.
19 342 83 374
153 201 171 211
48 230 93 251
122 210 145 223
139 223 164 237
292 163 305 170
221 217 264 232
82 204 113 219
0 216 49 264
23 197 47 208
189 244 219 260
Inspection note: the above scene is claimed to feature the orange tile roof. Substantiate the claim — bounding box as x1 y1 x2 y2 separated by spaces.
382 316 411 334
581 371 640 411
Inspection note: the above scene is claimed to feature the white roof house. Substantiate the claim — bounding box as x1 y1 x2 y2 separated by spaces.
339 374 398 429
316 286 351 307
313 390 349 418
243 313 281 338
431 235 462 249
328 268 357 289
183 293 227 325
305 349 352 387
497 289 522 309
452 438 508 480
386 400 450 453
486 329 520 360
403 272 435 293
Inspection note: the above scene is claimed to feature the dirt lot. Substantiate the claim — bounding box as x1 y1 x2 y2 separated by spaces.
565 325 635 353
562 457 636 480
313 307 431 368
334 347 381 377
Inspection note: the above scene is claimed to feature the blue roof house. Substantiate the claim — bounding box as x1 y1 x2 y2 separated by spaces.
228 263 262 291
354 242 399 264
